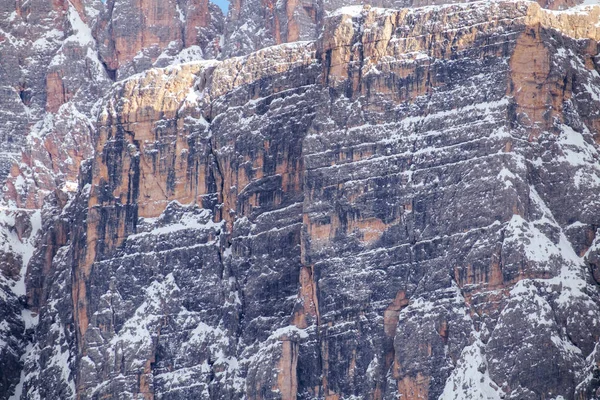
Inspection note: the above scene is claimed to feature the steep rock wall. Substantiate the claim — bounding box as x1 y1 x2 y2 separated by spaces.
0 0 224 397
221 0 588 58
15 2 600 400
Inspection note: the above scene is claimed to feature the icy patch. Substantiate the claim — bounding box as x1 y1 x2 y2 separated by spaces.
497 167 516 188
328 4 392 17
176 3 186 23
170 45 205 65
128 208 224 239
328 5 365 17
21 309 39 330
31 29 63 51
61 181 78 193
583 82 600 102
551 334 583 356
270 325 309 340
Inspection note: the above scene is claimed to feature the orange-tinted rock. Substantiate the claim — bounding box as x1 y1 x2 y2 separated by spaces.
396 373 430 400
277 339 300 400
97 0 223 79
292 266 320 328
384 291 409 337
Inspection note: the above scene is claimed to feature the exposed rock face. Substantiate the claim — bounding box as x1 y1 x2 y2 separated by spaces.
7 1 600 400
72 44 319 399
2 0 600 400
0 0 224 209
3 3 111 209
0 0 223 397
0 0 85 180
0 207 40 398
222 0 319 57
96 0 224 80
221 0 587 58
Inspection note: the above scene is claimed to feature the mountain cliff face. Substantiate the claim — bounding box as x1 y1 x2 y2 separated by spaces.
221 0 586 57
0 0 224 210
0 0 222 396
2 0 600 399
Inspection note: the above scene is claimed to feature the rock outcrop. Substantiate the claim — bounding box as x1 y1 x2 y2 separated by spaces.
96 0 224 80
2 0 600 399
221 0 588 58
7 1 600 399
1 0 224 210
0 0 223 396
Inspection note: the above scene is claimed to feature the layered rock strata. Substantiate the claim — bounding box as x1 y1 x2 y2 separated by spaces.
1 0 224 210
222 0 588 58
0 0 223 397
9 2 600 399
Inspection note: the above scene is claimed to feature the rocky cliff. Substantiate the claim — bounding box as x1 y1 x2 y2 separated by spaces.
0 0 222 396
221 0 587 58
2 0 600 399
0 0 224 210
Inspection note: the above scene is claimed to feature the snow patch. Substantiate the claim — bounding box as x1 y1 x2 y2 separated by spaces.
66 5 95 46
439 336 503 400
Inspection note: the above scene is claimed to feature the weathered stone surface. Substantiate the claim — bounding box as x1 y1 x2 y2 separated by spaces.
1 0 225 210
0 0 224 396
67 42 319 399
0 207 40 398
221 0 588 58
96 0 224 80
3 6 112 209
3 1 600 400
0 0 71 178
16 189 82 400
